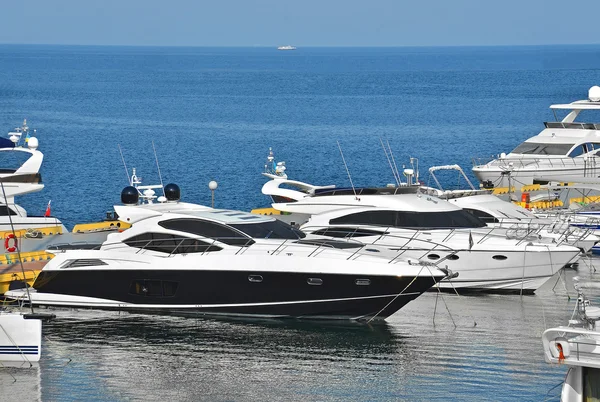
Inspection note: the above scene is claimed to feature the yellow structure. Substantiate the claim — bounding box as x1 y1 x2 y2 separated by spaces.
513 200 564 210
0 226 63 239
0 250 54 295
251 207 291 216
72 220 131 233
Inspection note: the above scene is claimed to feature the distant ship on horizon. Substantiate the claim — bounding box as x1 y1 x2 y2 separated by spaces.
277 45 297 51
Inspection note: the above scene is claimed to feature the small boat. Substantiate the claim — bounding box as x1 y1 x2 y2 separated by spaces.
277 45 296 51
542 282 600 401
473 86 600 189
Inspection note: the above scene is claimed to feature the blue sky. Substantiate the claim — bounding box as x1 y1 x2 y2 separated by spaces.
3 0 600 47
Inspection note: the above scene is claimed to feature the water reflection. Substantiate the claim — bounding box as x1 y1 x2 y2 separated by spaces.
40 315 424 401
3 266 598 401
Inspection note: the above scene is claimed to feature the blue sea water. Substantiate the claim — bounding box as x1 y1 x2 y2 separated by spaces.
2 44 600 401
2 45 600 228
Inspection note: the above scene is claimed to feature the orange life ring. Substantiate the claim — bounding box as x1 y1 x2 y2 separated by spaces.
556 343 565 363
4 234 17 253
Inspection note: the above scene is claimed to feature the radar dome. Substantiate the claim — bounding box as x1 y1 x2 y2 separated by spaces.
589 86 600 102
121 186 139 205
27 137 39 150
164 183 181 202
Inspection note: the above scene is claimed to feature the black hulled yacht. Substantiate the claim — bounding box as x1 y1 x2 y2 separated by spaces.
6 193 447 322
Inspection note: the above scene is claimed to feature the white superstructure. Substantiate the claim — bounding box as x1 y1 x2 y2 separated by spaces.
473 86 600 188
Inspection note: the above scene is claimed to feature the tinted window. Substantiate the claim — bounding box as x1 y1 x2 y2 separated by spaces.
124 232 222 254
328 211 396 226
231 220 306 239
511 142 574 155
294 239 362 249
312 227 387 238
463 208 499 223
330 210 486 229
158 219 254 246
0 205 17 216
569 145 586 157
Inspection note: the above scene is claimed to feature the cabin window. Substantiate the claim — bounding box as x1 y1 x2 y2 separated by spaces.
231 219 306 239
568 145 586 157
129 280 179 297
0 205 17 216
463 208 499 223
158 219 254 246
271 195 297 203
511 142 574 156
329 210 486 229
294 239 363 249
123 232 222 254
311 227 387 238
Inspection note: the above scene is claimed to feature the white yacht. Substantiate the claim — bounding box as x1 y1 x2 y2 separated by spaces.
0 120 66 233
473 86 600 189
277 45 296 50
258 153 582 293
300 197 581 294
5 187 448 321
543 284 600 401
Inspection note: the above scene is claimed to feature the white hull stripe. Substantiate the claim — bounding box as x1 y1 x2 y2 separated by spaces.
25 292 421 309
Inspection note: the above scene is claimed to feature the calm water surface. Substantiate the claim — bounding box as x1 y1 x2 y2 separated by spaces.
1 45 600 228
2 45 600 401
1 266 598 401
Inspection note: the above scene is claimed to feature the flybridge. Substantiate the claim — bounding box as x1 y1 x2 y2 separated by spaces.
548 86 600 124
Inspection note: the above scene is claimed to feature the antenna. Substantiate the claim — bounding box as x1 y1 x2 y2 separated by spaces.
387 139 402 184
152 141 165 194
337 140 357 196
118 144 130 184
380 138 400 185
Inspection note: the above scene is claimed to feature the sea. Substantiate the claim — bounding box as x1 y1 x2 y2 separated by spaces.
2 44 600 401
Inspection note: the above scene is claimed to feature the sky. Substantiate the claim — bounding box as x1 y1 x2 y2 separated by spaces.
2 0 600 47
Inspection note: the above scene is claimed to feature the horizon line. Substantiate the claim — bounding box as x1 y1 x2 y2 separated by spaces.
1 42 600 49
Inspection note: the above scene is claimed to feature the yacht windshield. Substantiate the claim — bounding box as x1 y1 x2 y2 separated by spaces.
231 220 306 239
511 142 574 156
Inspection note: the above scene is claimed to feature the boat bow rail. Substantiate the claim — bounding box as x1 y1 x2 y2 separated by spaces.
543 327 600 368
53 234 452 267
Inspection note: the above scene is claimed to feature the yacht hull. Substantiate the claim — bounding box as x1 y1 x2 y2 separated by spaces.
0 313 41 364
394 247 576 294
18 269 440 321
472 164 595 188
303 227 581 293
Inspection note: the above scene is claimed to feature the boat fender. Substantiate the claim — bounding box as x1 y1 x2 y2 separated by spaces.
550 337 569 362
4 233 17 253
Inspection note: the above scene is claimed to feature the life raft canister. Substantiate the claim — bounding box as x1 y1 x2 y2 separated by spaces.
4 233 18 253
